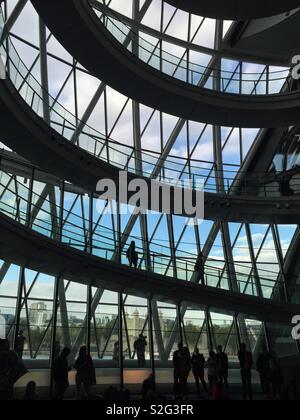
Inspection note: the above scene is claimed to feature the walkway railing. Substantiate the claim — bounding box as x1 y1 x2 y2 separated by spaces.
0 156 297 305
93 1 296 95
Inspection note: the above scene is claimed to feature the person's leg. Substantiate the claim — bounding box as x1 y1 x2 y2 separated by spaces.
241 370 247 400
178 371 189 397
218 372 223 386
55 383 65 401
179 374 185 396
272 379 279 400
173 369 180 395
184 371 190 397
199 370 208 392
247 371 253 401
193 370 200 393
223 372 228 391
208 376 214 394
75 375 81 400
83 382 90 400
260 375 266 396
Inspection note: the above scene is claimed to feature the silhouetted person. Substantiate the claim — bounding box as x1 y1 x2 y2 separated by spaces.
191 348 207 393
257 347 271 398
173 343 191 396
74 346 95 400
142 373 156 400
269 351 283 400
15 330 26 359
113 341 119 362
194 252 205 284
126 241 139 268
206 351 218 393
53 347 71 400
0 339 15 400
181 346 192 397
23 381 38 401
173 343 183 395
238 343 253 400
0 339 25 400
134 334 147 368
216 346 229 391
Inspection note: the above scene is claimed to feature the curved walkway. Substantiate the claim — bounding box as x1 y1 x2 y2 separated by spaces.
30 0 300 128
164 0 300 20
0 185 298 324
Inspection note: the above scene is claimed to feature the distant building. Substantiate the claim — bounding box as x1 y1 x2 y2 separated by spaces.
29 302 48 328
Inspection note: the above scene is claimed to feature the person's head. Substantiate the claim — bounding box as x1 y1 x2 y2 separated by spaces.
217 346 223 353
25 381 36 396
178 342 183 351
114 341 119 347
241 343 247 352
131 241 136 248
18 330 23 336
60 347 71 358
79 346 87 358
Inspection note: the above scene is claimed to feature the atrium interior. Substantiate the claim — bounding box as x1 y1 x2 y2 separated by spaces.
0 0 300 402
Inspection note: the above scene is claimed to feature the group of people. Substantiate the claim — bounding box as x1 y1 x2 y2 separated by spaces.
52 346 96 400
172 342 284 401
113 334 148 368
173 343 229 399
0 334 290 401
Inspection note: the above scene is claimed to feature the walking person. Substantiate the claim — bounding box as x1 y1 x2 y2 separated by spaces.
134 334 147 368
126 241 139 268
192 348 207 393
194 252 205 285
74 346 95 400
257 347 271 398
238 343 253 400
52 347 71 400
216 346 229 391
